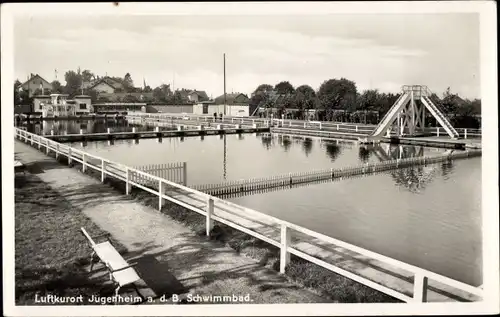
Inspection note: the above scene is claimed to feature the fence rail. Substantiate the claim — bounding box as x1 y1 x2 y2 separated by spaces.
14 127 484 303
131 113 482 139
193 150 481 196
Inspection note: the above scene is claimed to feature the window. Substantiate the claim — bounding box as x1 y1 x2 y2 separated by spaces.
202 104 209 114
79 103 87 110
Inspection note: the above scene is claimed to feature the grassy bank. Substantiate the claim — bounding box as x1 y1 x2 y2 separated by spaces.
22 139 400 303
14 172 127 305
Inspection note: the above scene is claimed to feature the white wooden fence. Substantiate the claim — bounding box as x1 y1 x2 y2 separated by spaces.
130 113 482 139
14 127 484 303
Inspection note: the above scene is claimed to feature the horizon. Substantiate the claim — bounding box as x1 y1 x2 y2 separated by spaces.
14 14 480 99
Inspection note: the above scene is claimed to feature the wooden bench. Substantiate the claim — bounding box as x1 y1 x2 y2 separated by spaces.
80 227 142 299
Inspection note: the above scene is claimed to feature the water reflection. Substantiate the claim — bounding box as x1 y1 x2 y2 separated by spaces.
358 146 372 163
390 164 439 193
279 136 292 152
302 138 313 157
369 143 449 193
324 142 342 162
256 134 448 169
261 133 273 150
223 134 227 180
17 119 164 135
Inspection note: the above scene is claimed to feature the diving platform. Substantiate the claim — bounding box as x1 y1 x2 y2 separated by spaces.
360 85 459 144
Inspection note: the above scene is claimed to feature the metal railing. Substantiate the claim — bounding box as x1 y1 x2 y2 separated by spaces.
14 127 484 303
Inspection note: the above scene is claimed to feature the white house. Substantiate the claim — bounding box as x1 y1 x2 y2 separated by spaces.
33 95 51 112
74 95 92 113
192 93 250 116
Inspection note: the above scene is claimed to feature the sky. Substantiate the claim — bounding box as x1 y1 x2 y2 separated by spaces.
14 13 480 99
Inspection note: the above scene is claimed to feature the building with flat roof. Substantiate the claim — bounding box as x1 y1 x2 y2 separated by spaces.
40 94 77 118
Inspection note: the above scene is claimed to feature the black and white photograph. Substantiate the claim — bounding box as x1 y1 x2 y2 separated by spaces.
1 1 498 316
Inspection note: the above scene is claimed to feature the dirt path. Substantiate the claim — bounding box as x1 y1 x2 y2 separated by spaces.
15 141 331 304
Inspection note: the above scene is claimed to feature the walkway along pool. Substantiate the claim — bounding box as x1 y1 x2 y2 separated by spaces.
14 128 483 303
67 132 482 287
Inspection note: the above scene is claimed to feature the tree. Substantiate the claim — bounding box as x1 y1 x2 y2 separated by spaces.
440 87 460 115
81 70 95 83
253 84 273 95
86 89 98 102
123 94 139 103
64 70 83 97
295 84 318 119
317 78 358 120
51 80 63 93
152 84 172 103
14 80 22 104
296 85 316 98
123 73 134 92
274 81 295 94
357 89 380 111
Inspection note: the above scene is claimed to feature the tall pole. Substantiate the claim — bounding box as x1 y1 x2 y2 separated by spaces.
223 53 226 116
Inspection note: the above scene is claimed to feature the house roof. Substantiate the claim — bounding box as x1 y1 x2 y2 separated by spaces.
188 90 209 100
214 93 249 105
89 77 125 90
20 74 52 87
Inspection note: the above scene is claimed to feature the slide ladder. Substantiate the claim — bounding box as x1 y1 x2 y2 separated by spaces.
370 92 411 138
420 95 459 138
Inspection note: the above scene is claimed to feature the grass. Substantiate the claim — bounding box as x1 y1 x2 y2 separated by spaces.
14 172 128 305
19 139 400 303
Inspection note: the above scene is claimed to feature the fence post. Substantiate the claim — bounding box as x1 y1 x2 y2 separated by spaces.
206 197 215 236
80 129 84 135
126 168 132 195
158 180 165 210
56 144 60 159
280 223 291 273
68 147 72 165
101 160 106 182
82 153 87 172
413 273 428 302
183 162 187 185
464 129 467 139
337 124 339 130
436 127 440 137
46 140 50 155
107 128 111 134
355 126 358 132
